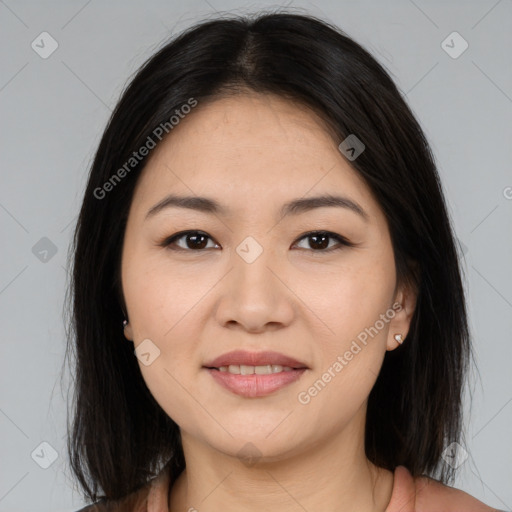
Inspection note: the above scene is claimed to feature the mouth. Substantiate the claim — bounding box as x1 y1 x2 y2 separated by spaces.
205 364 305 374
203 349 309 370
202 350 309 398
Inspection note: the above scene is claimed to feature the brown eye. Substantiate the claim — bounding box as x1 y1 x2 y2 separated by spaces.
293 231 353 252
162 231 218 251
160 230 353 253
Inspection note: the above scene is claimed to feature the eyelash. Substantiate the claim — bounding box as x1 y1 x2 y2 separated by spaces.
159 230 355 254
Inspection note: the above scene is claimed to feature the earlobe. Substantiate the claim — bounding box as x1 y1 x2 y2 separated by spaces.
387 330 406 351
123 319 134 341
386 280 418 351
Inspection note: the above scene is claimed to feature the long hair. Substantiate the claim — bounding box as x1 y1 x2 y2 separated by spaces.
64 10 472 506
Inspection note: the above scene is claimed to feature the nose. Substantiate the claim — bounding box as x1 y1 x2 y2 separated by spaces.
214 241 295 333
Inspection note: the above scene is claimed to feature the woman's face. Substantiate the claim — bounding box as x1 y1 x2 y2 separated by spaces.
121 93 415 461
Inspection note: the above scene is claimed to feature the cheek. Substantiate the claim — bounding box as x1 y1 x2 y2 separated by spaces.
308 262 395 349
302 250 395 405
297 276 393 425
295 351 382 437
123 261 203 417
139 361 204 436
123 252 197 339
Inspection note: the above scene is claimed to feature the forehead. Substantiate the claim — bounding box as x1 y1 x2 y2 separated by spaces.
130 93 379 221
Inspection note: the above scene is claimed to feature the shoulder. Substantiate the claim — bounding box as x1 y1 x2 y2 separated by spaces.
73 502 106 512
72 485 150 512
386 466 502 512
72 464 171 512
414 473 502 512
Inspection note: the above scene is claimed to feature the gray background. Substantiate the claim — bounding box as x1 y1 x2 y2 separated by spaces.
0 1 511 511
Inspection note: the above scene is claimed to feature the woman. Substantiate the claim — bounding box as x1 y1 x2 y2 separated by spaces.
66 11 503 512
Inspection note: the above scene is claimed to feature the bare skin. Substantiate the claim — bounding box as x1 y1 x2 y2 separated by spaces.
121 92 417 512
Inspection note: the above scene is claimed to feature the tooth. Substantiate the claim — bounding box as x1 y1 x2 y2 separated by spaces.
215 364 298 375
255 364 273 375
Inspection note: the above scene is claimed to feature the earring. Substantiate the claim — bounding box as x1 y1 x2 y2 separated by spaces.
122 319 133 342
394 333 403 345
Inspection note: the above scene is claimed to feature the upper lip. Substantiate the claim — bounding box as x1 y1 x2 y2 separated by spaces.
203 350 309 369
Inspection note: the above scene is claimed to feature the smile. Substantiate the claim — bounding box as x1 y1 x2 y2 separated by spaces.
216 364 295 374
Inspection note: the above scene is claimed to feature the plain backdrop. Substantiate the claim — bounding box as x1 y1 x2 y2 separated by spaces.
0 1 511 511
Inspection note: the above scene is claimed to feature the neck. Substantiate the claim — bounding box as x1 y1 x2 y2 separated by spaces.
169 412 394 512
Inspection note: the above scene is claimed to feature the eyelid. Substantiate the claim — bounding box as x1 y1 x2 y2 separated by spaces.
292 230 355 251
159 229 355 253
160 230 219 251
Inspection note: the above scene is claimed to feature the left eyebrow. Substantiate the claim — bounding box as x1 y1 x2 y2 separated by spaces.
145 193 369 222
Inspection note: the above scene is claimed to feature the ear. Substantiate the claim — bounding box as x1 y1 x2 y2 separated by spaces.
386 269 418 351
123 320 134 341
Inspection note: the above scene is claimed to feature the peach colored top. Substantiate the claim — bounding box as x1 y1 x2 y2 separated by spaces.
383 466 502 512
77 464 503 511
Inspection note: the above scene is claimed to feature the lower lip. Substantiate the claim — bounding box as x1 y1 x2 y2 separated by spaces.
204 368 307 397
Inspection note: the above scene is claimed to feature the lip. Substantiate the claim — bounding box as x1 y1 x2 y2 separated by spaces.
203 350 309 369
205 367 307 398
